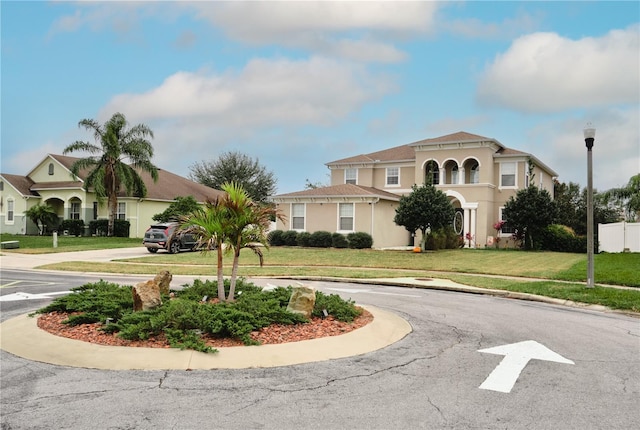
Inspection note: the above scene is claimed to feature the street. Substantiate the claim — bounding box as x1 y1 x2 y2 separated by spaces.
1 270 639 429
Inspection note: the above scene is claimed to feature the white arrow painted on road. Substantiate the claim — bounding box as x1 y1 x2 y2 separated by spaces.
478 340 574 393
0 291 69 302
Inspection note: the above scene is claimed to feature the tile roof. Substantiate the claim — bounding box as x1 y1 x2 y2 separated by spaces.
3 154 225 203
0 173 37 197
409 131 495 146
326 144 415 165
272 184 401 201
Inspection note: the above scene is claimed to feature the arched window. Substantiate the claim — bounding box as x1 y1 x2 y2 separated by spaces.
48 163 54 175
451 165 459 184
470 163 479 184
425 161 439 185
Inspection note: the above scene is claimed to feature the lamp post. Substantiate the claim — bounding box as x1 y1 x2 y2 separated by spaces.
584 123 596 288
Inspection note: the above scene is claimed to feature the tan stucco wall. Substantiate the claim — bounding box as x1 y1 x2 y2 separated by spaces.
29 158 77 183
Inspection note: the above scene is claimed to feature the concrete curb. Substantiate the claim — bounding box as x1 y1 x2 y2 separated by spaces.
0 305 412 370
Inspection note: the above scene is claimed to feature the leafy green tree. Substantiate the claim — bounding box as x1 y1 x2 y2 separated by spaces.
503 186 557 250
188 151 277 203
394 184 455 250
553 180 582 230
63 112 158 236
24 203 58 235
602 174 640 222
152 196 200 222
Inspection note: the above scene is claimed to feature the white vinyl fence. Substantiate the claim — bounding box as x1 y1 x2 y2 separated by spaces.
598 222 640 253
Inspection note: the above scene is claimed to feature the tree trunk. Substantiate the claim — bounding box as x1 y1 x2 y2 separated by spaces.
227 248 241 302
216 245 225 301
107 195 117 237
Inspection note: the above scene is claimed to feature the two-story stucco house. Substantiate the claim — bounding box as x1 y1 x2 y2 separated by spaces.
0 154 224 238
270 131 558 249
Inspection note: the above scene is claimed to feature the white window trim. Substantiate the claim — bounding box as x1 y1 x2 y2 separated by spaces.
385 167 400 187
117 202 126 220
6 198 15 224
337 202 355 233
498 207 515 237
291 203 305 231
500 162 517 189
70 202 81 220
344 168 358 185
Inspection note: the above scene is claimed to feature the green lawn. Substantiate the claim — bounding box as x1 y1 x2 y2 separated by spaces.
3 234 639 312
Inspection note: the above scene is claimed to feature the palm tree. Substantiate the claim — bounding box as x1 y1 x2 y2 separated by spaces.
24 203 58 235
179 198 229 302
179 182 283 302
221 182 283 302
603 174 640 222
63 112 158 236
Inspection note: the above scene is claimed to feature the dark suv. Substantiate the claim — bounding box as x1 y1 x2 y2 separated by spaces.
142 222 198 254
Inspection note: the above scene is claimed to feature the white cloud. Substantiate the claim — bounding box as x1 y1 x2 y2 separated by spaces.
477 26 640 112
101 56 395 126
444 11 541 40
527 107 640 191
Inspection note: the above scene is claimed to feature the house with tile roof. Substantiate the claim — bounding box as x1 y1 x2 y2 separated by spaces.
270 131 558 249
0 154 224 238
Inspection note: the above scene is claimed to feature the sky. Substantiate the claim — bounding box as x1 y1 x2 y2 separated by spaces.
1 1 638 195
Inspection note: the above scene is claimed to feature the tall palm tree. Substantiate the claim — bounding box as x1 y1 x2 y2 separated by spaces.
63 112 158 236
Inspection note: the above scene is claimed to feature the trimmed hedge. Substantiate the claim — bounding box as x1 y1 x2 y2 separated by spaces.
539 224 590 253
281 230 299 246
332 233 349 248
347 232 373 249
309 231 333 247
60 219 85 236
296 232 312 247
88 219 131 237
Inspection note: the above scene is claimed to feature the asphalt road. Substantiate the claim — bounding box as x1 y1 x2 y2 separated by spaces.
1 270 639 429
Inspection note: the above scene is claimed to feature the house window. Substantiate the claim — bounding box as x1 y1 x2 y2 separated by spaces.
425 161 439 185
345 168 357 185
291 203 305 230
48 163 54 175
7 198 14 223
499 207 515 236
117 202 126 220
386 168 399 186
451 166 459 185
500 162 516 187
470 163 479 184
69 202 81 220
93 202 98 220
339 203 354 231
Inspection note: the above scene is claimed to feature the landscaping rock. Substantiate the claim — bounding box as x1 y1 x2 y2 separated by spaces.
132 276 165 312
286 284 316 318
154 270 172 295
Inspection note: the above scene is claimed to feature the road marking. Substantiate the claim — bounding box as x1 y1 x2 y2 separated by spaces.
326 287 420 298
0 279 57 289
478 340 574 393
0 291 70 302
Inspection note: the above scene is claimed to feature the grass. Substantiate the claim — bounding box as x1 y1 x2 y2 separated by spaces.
0 233 140 253
5 234 640 313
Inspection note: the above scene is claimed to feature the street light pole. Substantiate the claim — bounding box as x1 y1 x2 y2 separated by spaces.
584 124 596 288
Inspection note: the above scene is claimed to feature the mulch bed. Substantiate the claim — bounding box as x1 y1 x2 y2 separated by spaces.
36 308 374 349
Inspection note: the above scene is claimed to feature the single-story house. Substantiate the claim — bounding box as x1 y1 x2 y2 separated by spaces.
270 131 558 249
0 154 224 238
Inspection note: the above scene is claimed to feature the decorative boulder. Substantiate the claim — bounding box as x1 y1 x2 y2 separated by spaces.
286 284 316 319
132 270 172 311
154 270 172 295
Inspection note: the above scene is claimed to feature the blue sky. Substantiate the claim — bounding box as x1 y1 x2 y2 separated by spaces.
2 1 638 194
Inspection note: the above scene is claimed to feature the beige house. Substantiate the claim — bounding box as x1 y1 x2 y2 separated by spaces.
270 131 558 249
0 154 224 238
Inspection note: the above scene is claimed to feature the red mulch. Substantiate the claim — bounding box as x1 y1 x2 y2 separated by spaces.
36 308 373 349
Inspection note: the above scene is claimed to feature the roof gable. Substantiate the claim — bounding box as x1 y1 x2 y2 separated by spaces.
272 184 400 201
327 144 415 166
0 174 37 197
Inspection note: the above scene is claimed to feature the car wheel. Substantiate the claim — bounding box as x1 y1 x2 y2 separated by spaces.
169 241 180 254
147 248 158 253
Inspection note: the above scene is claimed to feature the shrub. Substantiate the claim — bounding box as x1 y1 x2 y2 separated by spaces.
60 219 85 236
309 231 333 248
89 219 131 237
425 227 462 250
313 293 362 322
296 232 312 247
332 233 349 248
347 232 373 249
540 224 588 253
281 230 298 246
267 230 285 246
